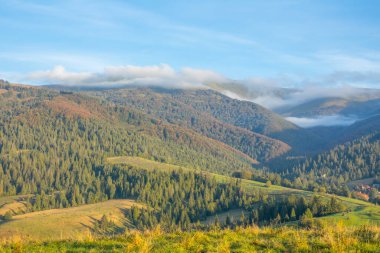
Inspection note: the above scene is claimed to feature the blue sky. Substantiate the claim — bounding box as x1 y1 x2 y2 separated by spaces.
1 0 380 88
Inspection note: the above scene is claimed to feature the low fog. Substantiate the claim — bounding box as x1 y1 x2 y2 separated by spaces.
14 64 380 128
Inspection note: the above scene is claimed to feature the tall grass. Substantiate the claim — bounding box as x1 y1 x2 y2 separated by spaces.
0 223 379 252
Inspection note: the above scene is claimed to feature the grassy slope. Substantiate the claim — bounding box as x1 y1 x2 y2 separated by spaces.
0 157 378 243
1 225 379 252
107 156 284 193
0 195 29 216
0 199 141 241
108 156 380 225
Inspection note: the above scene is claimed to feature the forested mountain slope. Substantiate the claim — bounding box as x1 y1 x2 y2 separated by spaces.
87 87 292 161
0 83 263 200
277 132 380 195
168 89 298 135
338 115 380 143
1 82 379 245
278 96 380 118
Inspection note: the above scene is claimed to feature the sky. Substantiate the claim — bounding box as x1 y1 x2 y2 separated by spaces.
1 0 380 90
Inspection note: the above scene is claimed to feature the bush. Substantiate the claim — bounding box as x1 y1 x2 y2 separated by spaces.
3 211 13 221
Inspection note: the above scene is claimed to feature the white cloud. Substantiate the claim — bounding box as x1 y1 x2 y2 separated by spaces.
28 66 93 84
181 68 227 84
250 84 380 110
286 115 358 128
252 95 293 109
25 64 227 88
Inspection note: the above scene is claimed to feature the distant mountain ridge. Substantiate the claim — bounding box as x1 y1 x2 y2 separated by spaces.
85 87 292 162
43 83 380 161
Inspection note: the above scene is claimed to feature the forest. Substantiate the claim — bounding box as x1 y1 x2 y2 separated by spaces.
0 83 379 252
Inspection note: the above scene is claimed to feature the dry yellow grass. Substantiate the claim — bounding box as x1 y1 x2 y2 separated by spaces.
0 202 26 216
0 89 8 95
0 199 142 241
0 195 30 216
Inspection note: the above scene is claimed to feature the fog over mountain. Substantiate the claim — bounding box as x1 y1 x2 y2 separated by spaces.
7 64 380 128
285 115 358 128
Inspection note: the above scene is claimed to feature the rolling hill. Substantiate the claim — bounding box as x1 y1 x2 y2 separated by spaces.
2 156 379 242
278 96 380 118
0 199 140 241
1 81 379 250
0 83 258 177
85 87 293 161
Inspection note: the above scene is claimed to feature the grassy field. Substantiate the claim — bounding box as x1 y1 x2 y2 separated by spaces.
319 205 380 226
107 156 295 194
107 156 193 173
1 225 379 252
0 195 29 216
0 199 141 241
107 156 380 226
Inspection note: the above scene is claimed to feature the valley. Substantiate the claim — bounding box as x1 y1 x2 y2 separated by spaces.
1 1 380 251
0 82 379 251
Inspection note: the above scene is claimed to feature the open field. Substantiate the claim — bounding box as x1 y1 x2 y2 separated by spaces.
0 195 29 216
107 156 296 194
1 225 379 252
108 156 380 226
0 199 141 241
107 156 193 173
319 204 380 226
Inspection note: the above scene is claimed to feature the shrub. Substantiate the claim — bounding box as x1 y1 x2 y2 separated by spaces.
3 211 12 221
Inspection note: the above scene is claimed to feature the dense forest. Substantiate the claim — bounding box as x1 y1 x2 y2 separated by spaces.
0 82 377 233
267 133 380 198
88 88 291 161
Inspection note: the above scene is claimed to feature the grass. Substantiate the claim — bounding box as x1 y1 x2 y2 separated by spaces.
319 205 380 226
107 156 292 194
107 156 193 173
107 156 380 226
0 195 29 216
1 224 379 252
0 199 141 241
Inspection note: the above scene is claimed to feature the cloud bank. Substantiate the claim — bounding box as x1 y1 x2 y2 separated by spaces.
250 85 380 110
286 115 358 128
26 65 227 88
13 61 380 128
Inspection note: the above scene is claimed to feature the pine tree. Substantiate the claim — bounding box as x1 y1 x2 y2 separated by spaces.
290 208 296 221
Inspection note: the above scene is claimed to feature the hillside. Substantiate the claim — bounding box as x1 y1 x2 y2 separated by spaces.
168 88 298 135
1 82 379 250
86 87 292 162
0 83 256 178
0 199 140 241
339 115 380 143
278 96 380 118
107 156 380 226
2 156 379 242
276 132 380 196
